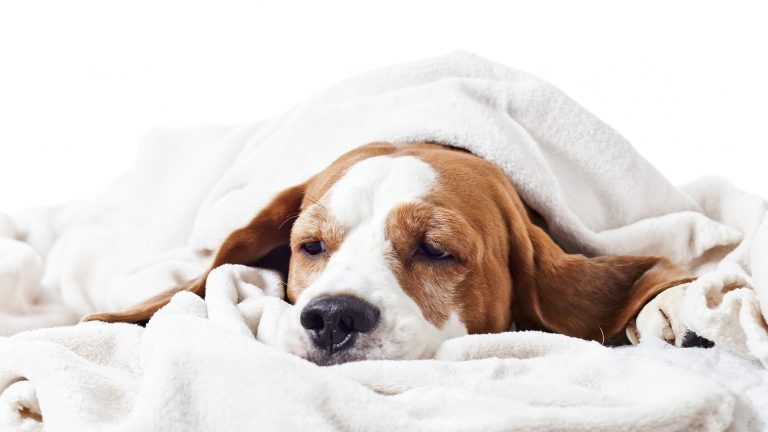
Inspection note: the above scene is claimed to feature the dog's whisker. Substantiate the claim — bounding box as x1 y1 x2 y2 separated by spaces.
305 197 329 224
307 197 327 210
278 213 301 229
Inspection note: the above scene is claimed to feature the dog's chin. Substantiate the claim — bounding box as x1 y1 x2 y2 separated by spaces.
289 333 374 366
298 340 430 366
298 337 398 366
304 349 369 366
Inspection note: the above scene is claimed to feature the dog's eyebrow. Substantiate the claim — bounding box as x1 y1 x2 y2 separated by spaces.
295 235 318 243
303 197 329 225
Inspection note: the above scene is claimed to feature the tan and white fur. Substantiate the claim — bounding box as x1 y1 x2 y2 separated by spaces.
84 142 698 365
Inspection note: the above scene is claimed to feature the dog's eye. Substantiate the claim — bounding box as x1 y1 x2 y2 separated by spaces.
417 242 452 260
301 241 326 256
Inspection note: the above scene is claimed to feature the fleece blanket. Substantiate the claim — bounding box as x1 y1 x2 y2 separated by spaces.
1 51 767 430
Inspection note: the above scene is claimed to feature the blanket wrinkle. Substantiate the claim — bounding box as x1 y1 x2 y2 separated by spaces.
1 51 767 430
0 266 746 431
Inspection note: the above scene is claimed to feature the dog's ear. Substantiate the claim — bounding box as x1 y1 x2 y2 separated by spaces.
502 189 695 342
510 223 695 342
510 224 696 342
82 182 307 324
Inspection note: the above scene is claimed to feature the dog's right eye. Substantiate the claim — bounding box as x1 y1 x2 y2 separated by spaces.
301 241 326 256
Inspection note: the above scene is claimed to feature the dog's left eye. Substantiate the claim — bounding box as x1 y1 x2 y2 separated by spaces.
301 241 326 256
417 242 452 260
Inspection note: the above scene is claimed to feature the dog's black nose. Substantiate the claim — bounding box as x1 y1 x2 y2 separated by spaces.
300 295 380 351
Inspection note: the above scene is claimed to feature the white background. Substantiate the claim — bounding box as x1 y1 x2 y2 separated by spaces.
1 0 766 212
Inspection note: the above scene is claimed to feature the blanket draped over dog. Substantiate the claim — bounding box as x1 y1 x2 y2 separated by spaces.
1 52 767 431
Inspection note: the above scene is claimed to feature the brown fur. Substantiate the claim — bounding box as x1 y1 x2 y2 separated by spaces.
83 142 693 343
286 208 345 303
18 405 42 422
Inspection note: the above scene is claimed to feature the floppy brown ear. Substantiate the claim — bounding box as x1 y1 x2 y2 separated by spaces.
82 182 307 324
510 222 695 343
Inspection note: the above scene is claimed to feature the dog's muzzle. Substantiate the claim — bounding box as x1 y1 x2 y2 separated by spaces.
300 295 380 353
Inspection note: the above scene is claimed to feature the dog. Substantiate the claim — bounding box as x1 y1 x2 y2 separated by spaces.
84 142 704 365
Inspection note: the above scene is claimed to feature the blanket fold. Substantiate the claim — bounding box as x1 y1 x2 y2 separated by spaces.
0 265 748 431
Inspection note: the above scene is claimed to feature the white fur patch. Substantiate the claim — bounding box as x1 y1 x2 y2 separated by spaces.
277 156 468 363
632 283 691 347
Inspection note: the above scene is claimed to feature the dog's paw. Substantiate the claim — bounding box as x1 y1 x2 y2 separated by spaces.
626 283 715 348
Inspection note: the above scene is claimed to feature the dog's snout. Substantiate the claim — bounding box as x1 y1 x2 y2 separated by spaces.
300 295 380 351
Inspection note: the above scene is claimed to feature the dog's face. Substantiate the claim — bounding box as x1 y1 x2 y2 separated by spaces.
281 144 515 364
85 142 694 365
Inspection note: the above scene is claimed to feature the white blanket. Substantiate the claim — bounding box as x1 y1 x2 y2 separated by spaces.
1 51 767 430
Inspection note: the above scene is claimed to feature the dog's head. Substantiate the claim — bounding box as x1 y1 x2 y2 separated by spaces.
85 142 693 365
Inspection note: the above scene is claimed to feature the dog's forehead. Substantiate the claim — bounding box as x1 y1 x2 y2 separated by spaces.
323 155 438 225
300 142 513 229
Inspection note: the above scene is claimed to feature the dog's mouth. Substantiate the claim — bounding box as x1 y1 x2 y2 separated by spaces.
304 349 368 366
299 328 384 366
296 327 387 366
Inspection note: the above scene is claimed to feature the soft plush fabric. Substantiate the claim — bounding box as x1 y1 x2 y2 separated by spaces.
1 265 752 431
1 51 767 430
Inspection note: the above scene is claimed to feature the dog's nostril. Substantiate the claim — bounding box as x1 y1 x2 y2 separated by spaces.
347 309 377 333
338 315 354 333
299 295 380 351
302 312 325 330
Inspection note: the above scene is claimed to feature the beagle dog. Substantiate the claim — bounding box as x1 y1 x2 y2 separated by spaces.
84 142 702 365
